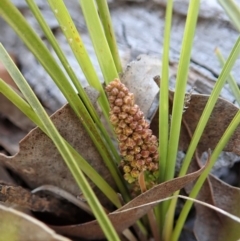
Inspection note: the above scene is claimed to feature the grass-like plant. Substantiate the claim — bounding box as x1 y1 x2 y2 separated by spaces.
0 0 240 240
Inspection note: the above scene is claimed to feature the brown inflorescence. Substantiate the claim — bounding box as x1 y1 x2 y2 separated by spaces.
105 79 159 192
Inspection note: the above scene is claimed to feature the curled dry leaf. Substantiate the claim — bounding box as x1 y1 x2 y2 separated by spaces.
186 158 240 241
0 203 71 241
0 182 82 222
0 91 116 207
151 90 240 156
194 175 240 241
50 162 208 240
179 94 240 155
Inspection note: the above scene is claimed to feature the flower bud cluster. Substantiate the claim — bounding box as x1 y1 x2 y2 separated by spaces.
105 79 159 189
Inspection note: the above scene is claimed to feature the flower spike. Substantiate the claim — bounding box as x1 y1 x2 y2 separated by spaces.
106 79 159 193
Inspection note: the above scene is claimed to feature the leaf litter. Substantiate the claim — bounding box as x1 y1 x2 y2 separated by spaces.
193 175 240 241
50 162 209 239
0 55 240 240
0 87 117 208
0 203 71 241
0 181 85 221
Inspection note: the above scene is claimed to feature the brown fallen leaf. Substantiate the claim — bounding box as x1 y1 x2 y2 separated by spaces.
179 94 240 155
50 163 208 240
0 203 71 241
151 92 240 157
185 157 240 241
0 103 116 207
192 171 240 241
0 182 84 222
179 98 240 241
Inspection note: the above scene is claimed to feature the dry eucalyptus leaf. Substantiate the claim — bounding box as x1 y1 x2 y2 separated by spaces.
0 182 82 221
0 204 71 241
208 175 240 240
184 152 240 241
51 163 208 240
0 102 116 207
179 94 240 154
151 93 240 156
193 174 240 241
